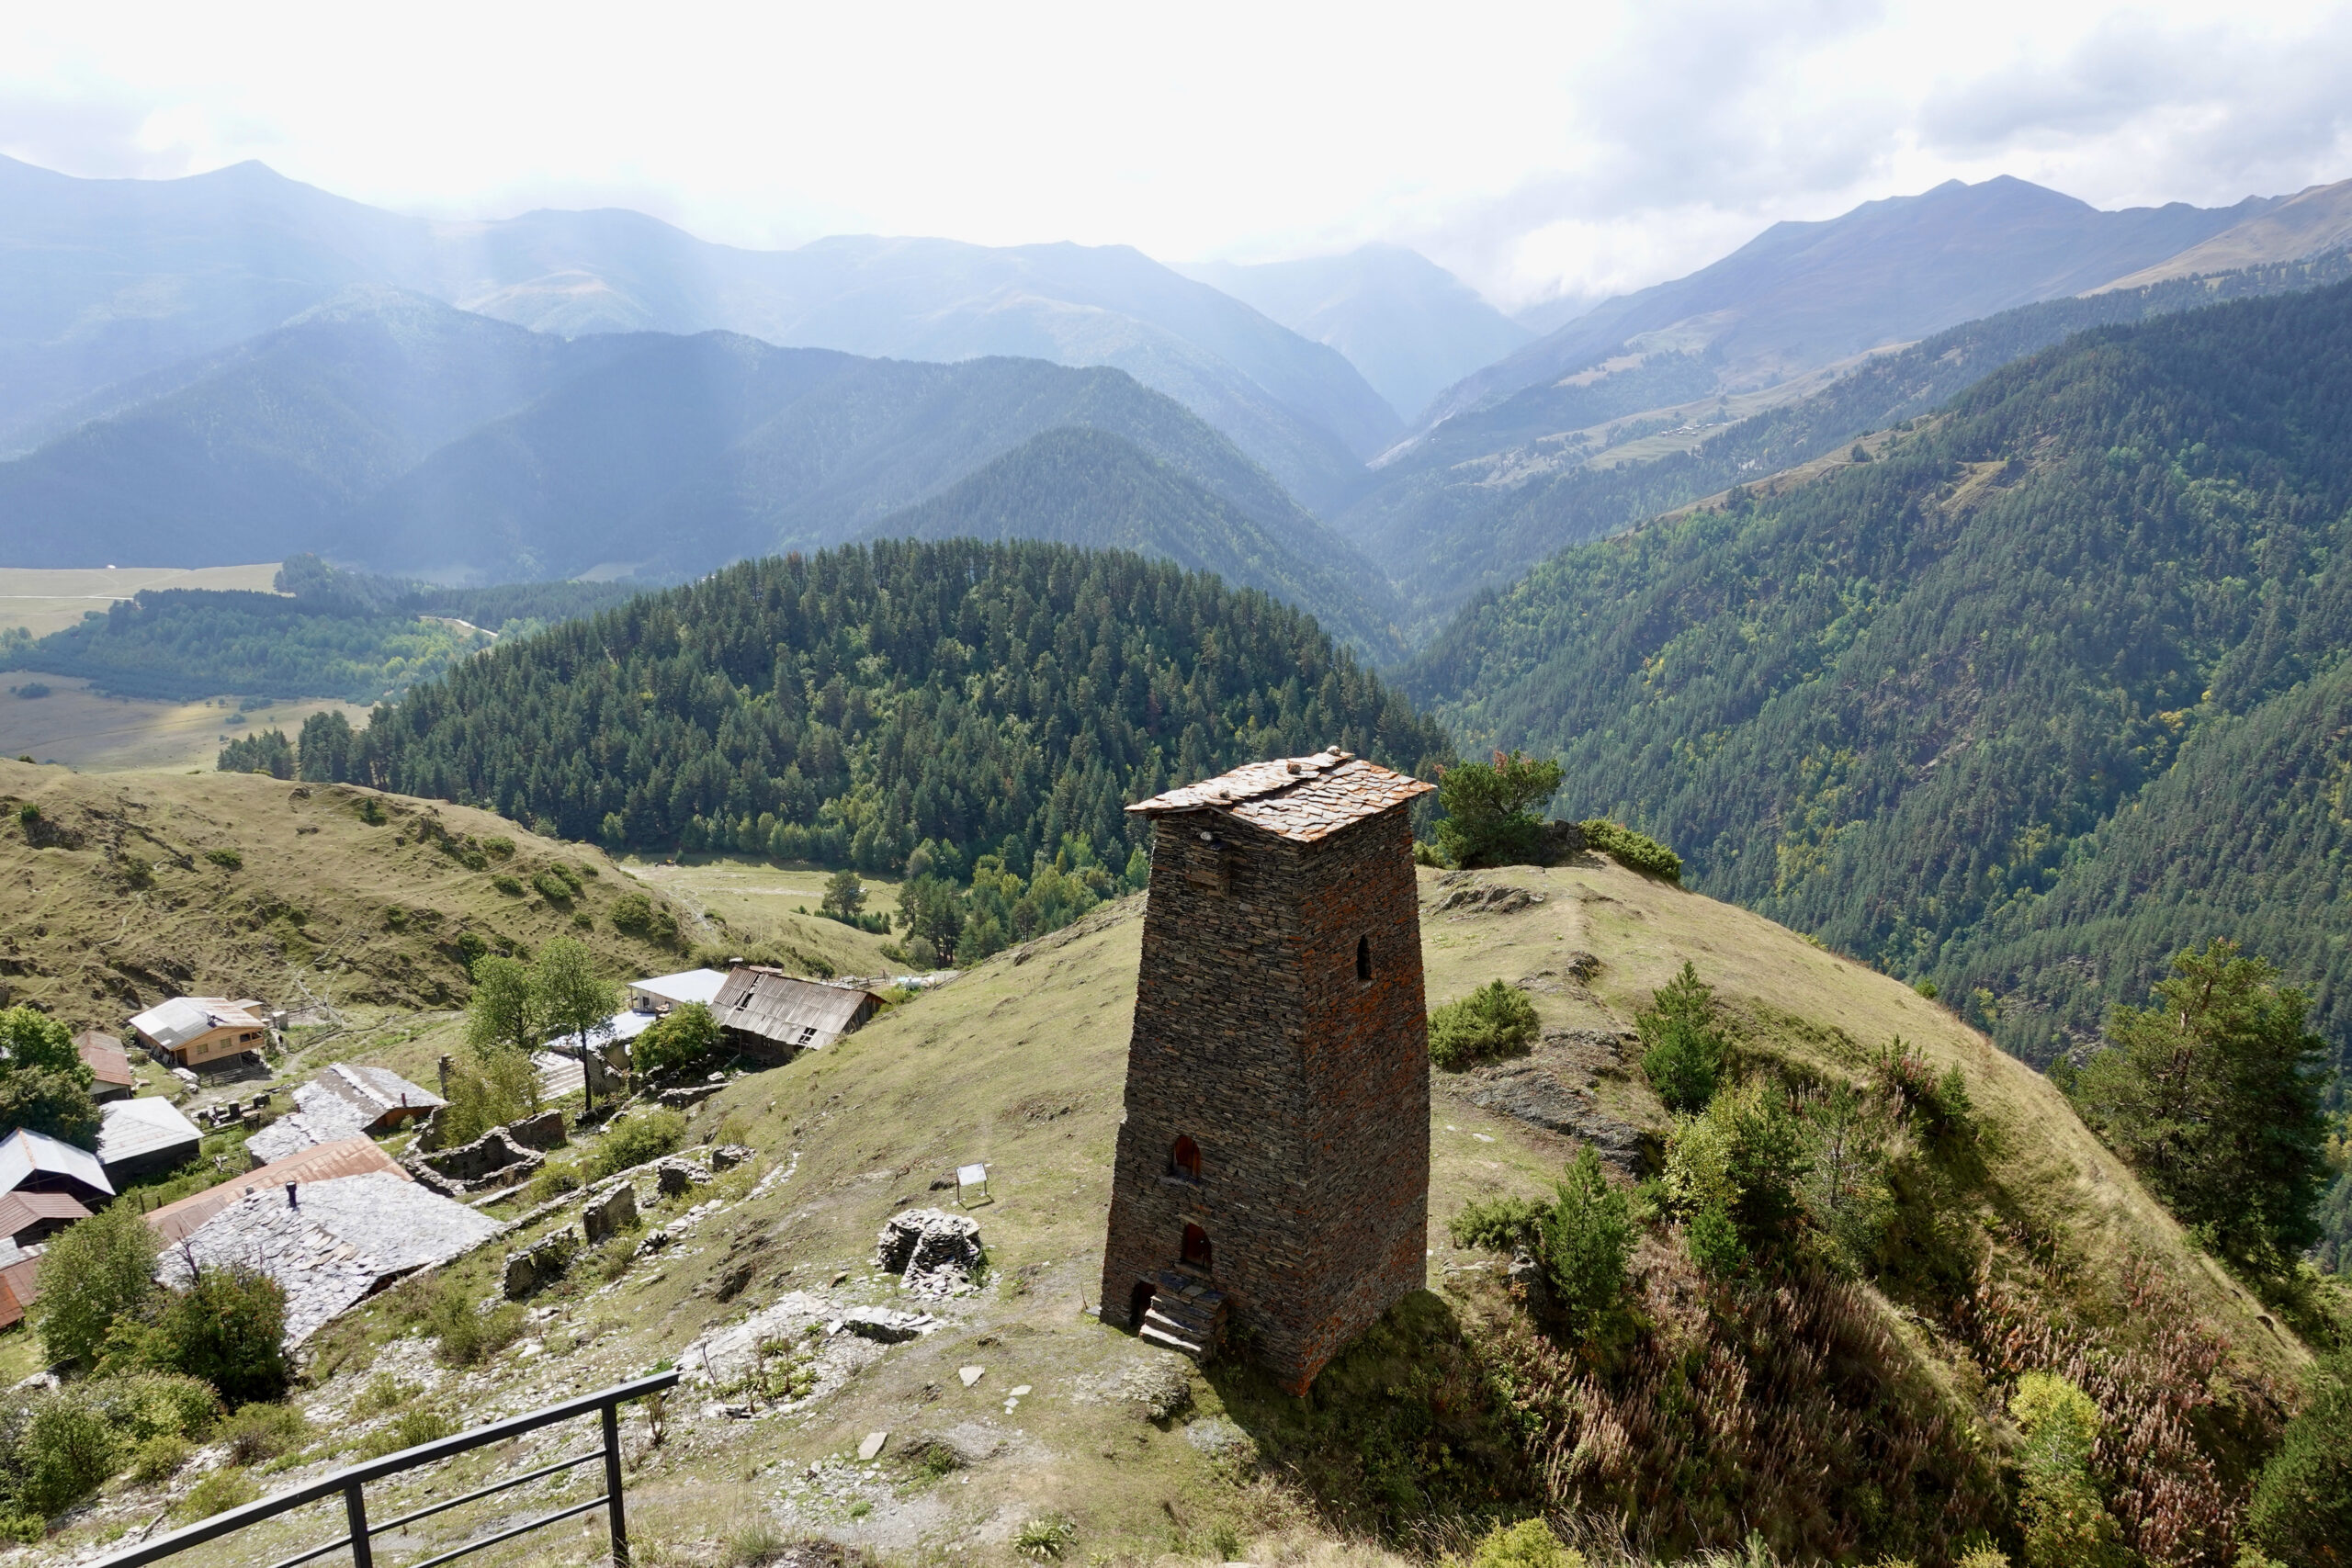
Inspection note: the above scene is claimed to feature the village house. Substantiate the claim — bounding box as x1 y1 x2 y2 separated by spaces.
245 1064 445 1165
72 1031 136 1101
148 1136 409 1245
710 966 884 1061
128 997 272 1070
0 1190 90 1247
0 1126 113 1206
96 1095 203 1184
627 967 728 1013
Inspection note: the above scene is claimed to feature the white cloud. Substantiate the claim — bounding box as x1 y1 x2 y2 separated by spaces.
0 0 2345 311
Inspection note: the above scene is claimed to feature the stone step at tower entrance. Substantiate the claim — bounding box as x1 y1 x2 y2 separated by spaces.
1099 748 1436 1394
1135 1270 1228 1361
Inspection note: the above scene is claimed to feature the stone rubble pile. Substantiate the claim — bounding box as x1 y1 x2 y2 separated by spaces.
874 1208 983 1296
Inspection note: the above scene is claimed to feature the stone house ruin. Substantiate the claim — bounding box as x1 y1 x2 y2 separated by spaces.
1098 749 1435 1394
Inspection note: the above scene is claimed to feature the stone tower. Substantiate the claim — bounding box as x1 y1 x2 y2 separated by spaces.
1098 749 1435 1394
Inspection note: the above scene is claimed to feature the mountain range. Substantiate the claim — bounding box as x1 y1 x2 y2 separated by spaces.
1412 176 2281 433
10 154 2352 665
0 288 1405 655
0 154 1395 512
1181 244 1532 423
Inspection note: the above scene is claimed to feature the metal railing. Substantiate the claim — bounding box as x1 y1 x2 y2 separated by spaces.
96 1371 681 1568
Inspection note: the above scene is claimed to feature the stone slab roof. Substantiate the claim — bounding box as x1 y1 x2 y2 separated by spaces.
299 1063 444 1129
244 1109 364 1168
147 1136 408 1245
1125 750 1435 842
160 1171 501 1345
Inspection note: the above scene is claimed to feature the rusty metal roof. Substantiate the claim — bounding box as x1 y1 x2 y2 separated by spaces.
145 1136 408 1246
0 1190 90 1242
711 967 880 1048
1125 750 1435 842
74 1032 134 1089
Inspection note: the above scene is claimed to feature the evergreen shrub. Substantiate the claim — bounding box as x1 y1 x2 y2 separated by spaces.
1428 980 1541 1070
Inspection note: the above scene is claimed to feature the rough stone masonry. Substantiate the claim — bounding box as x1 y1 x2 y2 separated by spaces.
1098 749 1435 1394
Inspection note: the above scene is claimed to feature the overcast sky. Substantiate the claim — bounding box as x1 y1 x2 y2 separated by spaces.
4 1 2348 311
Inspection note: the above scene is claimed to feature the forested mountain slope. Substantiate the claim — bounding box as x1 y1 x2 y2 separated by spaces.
857 426 1405 660
0 157 1390 502
1408 280 2352 1067
1353 250 2352 626
325 541 1451 869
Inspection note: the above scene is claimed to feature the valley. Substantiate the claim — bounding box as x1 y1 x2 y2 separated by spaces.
2 133 2351 1568
0 681 366 774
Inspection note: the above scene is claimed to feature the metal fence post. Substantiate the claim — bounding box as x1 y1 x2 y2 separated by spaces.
602 1401 628 1567
344 1482 373 1568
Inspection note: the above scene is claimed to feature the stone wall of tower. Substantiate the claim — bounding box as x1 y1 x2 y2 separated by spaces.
1098 802 1429 1393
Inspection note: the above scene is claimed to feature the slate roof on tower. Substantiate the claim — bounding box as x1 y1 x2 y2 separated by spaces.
1125 750 1434 841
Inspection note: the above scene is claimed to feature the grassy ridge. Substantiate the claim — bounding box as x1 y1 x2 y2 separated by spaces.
0 759 695 1028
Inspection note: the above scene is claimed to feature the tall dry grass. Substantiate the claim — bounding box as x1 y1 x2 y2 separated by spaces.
1476 1244 2000 1563
1955 1250 2290 1568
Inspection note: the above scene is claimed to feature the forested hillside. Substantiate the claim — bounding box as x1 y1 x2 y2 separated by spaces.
859 426 1404 659
300 541 1450 871
1352 250 2352 626
1408 280 2352 1070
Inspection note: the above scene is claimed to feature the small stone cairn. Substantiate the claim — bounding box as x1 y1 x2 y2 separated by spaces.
875 1208 982 1297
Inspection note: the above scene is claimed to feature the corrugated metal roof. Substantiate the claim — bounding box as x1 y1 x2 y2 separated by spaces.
0 1190 90 1242
96 1096 203 1172
711 967 880 1050
146 1137 408 1246
630 968 729 1006
0 1254 39 1325
1125 750 1434 842
129 997 267 1052
74 1032 135 1088
0 1127 113 1199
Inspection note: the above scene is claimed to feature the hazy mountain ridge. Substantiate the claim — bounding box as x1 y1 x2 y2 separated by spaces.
0 156 1392 508
1182 244 1532 423
1418 176 2279 431
0 290 1403 655
1354 248 2352 629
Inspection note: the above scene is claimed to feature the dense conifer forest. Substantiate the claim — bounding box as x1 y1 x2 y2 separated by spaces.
286 540 1450 872
1408 281 2352 1077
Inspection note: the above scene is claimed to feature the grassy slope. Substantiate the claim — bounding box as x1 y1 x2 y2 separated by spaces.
0 682 369 773
0 760 700 1029
40 851 2307 1567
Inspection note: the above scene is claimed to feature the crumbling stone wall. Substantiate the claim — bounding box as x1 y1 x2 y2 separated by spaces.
1097 802 1430 1393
